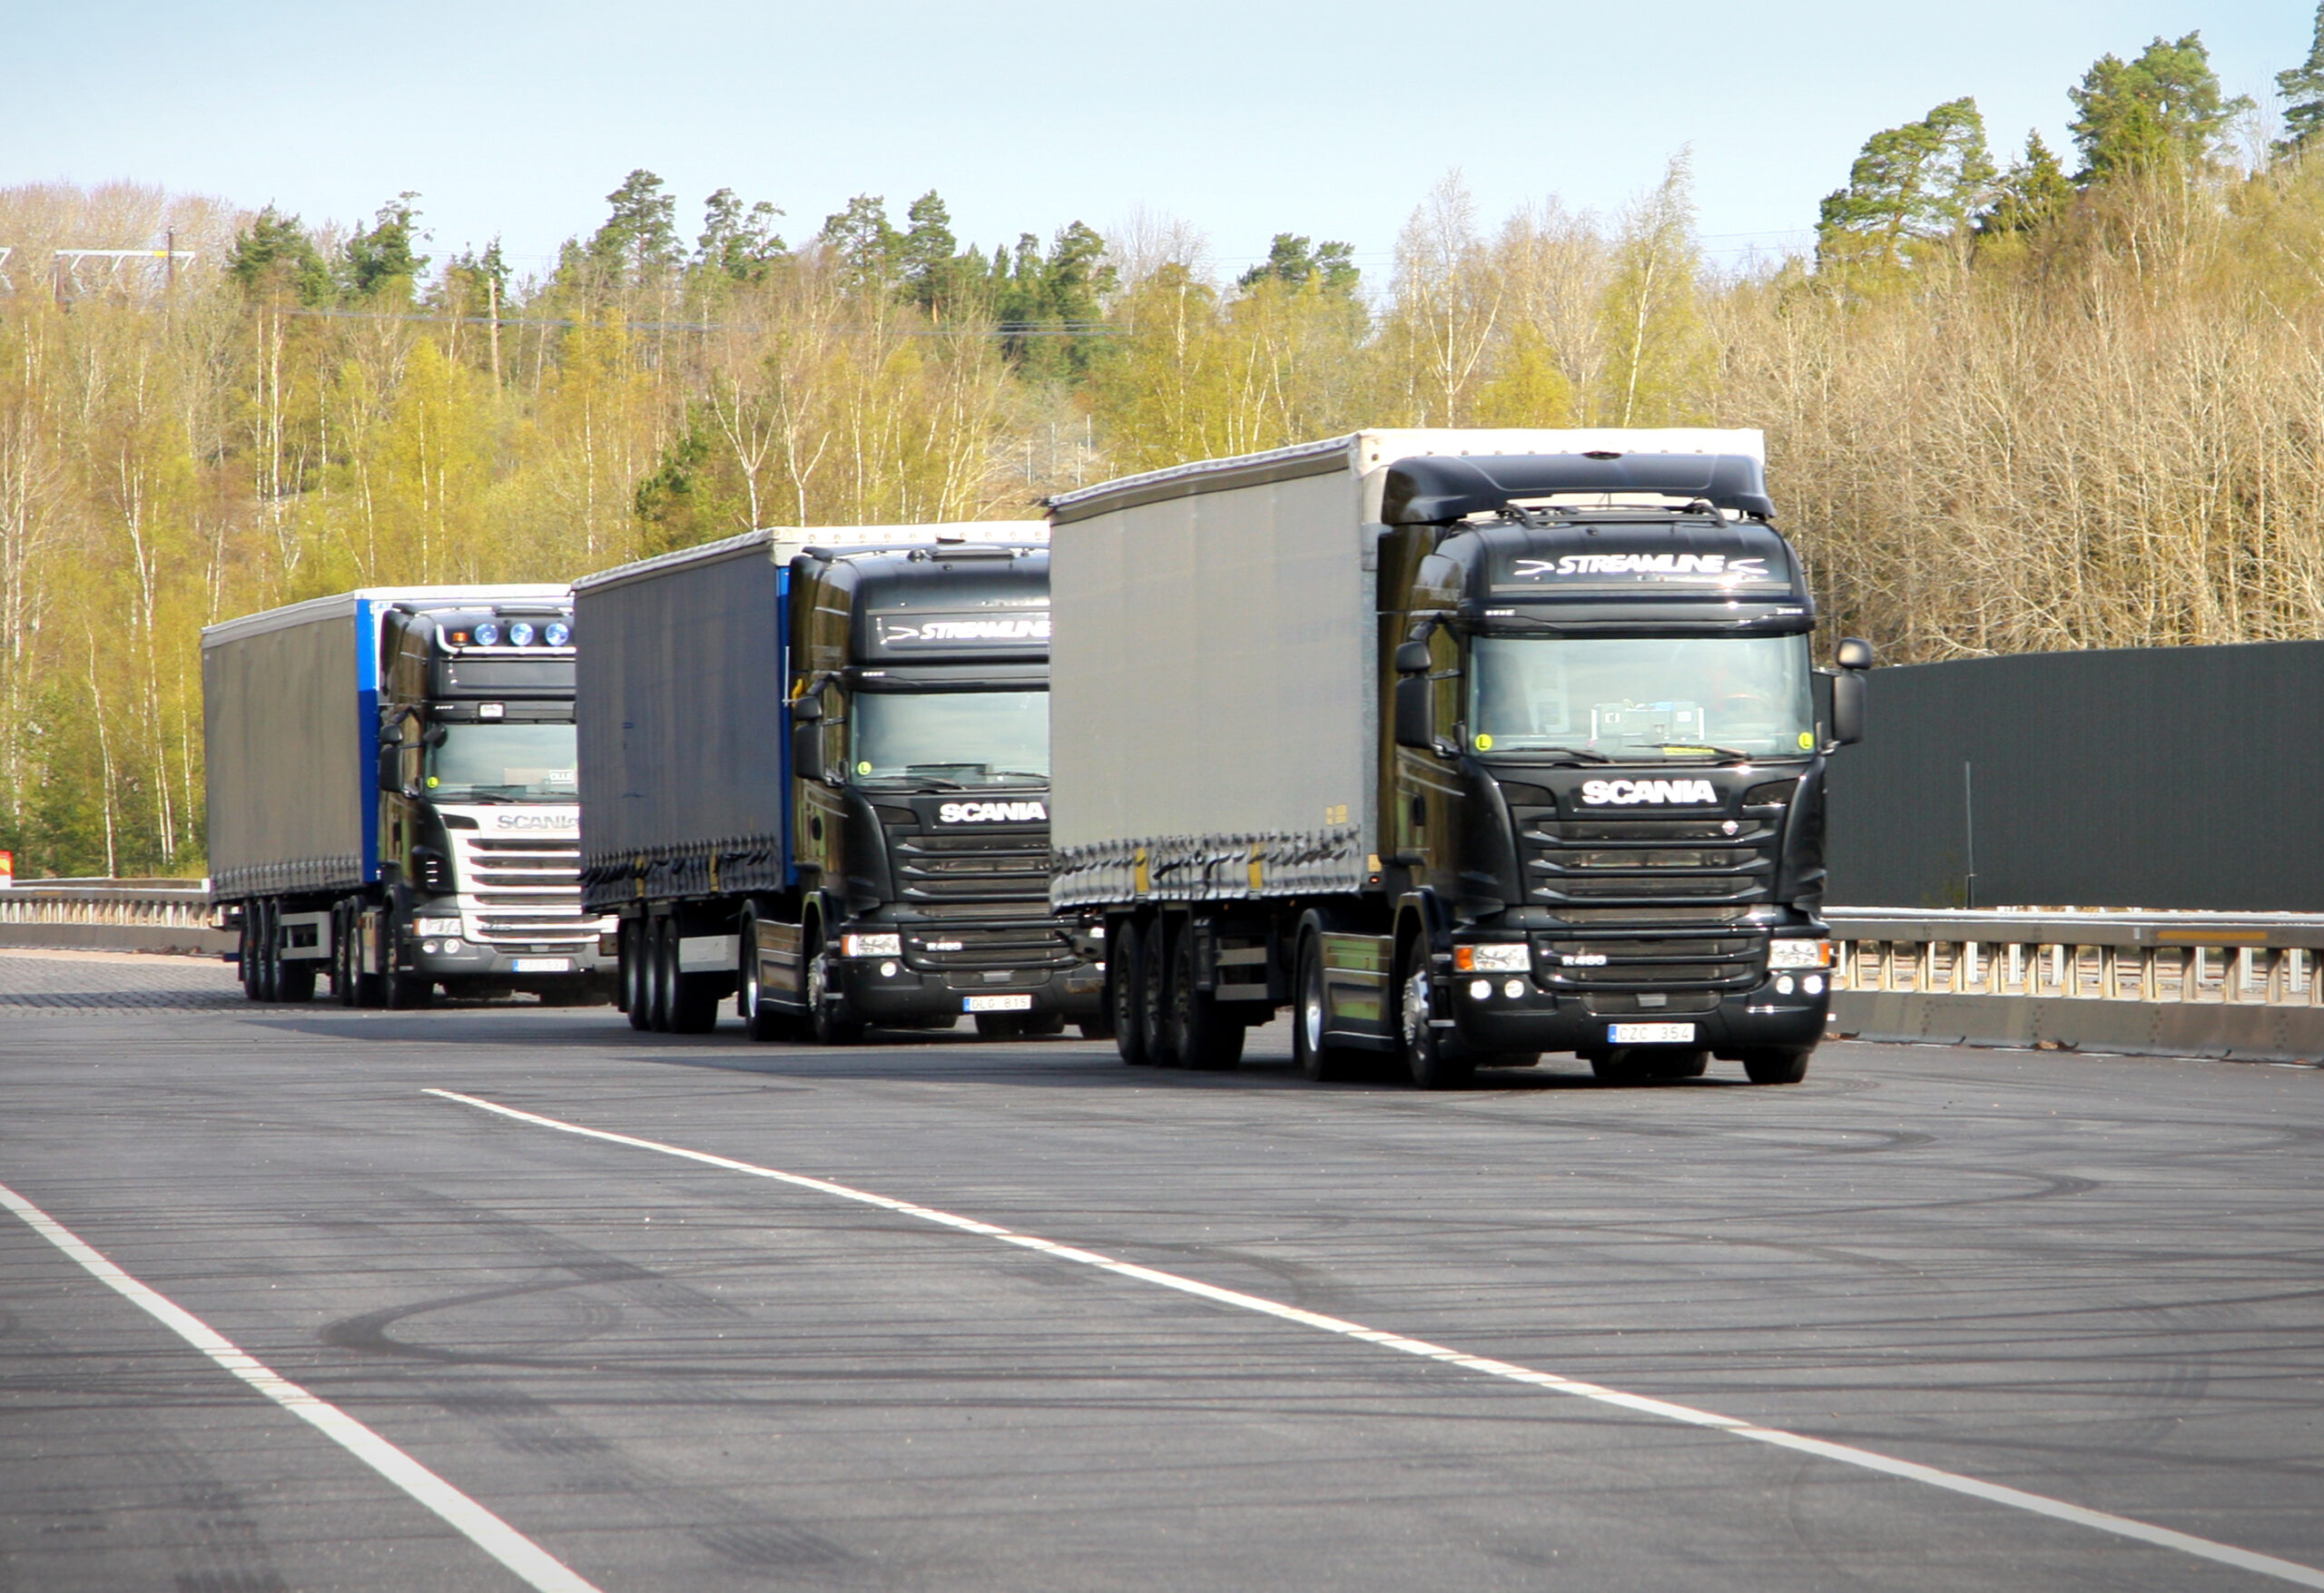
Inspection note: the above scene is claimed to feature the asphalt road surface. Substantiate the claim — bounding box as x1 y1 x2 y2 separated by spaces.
2 948 2319 1592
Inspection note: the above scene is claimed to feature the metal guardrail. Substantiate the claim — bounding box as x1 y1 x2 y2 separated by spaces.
0 878 214 929
1826 907 2324 1008
1824 907 2324 1062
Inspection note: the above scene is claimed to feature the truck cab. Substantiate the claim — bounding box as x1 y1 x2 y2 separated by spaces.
1374 450 1866 1081
372 602 612 1004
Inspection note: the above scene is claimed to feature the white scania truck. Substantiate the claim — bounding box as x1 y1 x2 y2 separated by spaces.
203 586 614 1006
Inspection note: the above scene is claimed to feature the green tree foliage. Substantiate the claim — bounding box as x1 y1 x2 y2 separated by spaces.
695 188 786 282
1977 133 2075 235
586 169 681 286
2278 4 2324 154
2069 34 2253 181
821 194 904 295
993 221 1116 380
340 192 428 302
1237 233 1360 296
1817 98 1994 270
226 207 333 305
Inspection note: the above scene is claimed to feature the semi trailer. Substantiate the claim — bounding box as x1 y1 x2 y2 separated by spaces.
574 524 1106 1039
203 586 612 1006
1047 428 1869 1086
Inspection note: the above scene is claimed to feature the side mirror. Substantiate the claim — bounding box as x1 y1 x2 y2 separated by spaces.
791 719 822 782
1831 670 1866 747
1835 636 1875 672
1393 673 1435 751
790 695 823 723
1393 640 1431 675
377 742 402 795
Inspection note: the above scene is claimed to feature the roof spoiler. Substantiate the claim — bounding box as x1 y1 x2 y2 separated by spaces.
1381 452 1774 524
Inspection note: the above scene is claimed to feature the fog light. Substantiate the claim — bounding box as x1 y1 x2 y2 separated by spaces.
1804 973 1825 996
443 938 464 954
1776 974 1795 995
421 939 440 955
1468 978 1492 999
879 960 898 978
1502 978 1524 998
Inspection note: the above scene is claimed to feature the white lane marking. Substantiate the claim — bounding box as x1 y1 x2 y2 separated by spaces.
426 1087 2324 1590
0 1179 602 1593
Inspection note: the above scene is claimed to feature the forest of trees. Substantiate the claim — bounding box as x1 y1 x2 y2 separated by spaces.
3 18 2322 878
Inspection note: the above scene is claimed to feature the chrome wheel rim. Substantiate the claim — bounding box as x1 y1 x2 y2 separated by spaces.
1402 969 1431 1059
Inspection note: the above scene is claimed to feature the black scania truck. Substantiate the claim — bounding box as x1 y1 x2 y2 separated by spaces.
575 525 1106 1039
1047 428 1867 1086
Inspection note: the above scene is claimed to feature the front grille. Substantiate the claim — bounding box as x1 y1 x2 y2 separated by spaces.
1513 803 1782 918
450 830 606 947
902 920 1077 972
888 827 1049 904
1582 991 1722 1017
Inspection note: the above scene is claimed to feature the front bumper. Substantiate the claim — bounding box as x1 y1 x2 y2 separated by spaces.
1448 969 1828 1054
409 939 606 983
832 954 1105 1023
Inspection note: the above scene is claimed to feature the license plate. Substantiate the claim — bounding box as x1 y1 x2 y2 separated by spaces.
963 993 1033 1012
512 958 572 973
1609 1022 1696 1045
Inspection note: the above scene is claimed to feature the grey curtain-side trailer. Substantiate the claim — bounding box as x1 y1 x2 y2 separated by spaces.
575 524 1106 1039
203 585 614 1006
1047 428 1868 1086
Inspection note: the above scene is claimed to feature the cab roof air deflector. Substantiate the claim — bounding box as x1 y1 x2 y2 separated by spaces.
1382 452 1775 525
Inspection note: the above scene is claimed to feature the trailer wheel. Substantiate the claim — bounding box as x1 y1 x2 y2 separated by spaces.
622 919 651 1030
1740 1047 1811 1085
1398 946 1473 1089
238 904 262 1000
276 944 317 1004
1290 929 1347 1081
1109 919 1149 1065
666 924 721 1035
1167 929 1244 1070
645 918 677 1031
1137 917 1178 1067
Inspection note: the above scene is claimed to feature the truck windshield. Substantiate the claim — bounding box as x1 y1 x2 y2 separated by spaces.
850 690 1049 787
1469 634 1815 761
425 723 579 800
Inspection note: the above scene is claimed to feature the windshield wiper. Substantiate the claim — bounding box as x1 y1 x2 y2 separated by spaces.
856 773 970 791
1619 744 1760 763
1499 745 1611 765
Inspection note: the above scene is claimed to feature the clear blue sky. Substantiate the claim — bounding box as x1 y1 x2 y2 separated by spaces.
6 0 2309 281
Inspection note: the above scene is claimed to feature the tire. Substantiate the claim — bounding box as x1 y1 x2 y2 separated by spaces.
1399 941 1472 1089
1741 1047 1812 1085
667 922 721 1035
238 904 261 1000
276 953 317 1004
1293 929 1358 1083
1590 1046 1707 1084
647 918 675 1032
387 969 434 1008
738 907 793 1041
805 925 865 1045
252 900 279 1001
623 919 651 1031
1137 917 1179 1067
1167 927 1244 1069
1109 919 1149 1065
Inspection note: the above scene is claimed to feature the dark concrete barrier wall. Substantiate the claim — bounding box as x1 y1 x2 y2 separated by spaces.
1827 640 2324 912
0 923 235 957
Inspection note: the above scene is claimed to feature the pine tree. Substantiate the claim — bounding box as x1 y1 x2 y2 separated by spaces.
695 188 785 282
1236 234 1361 297
226 207 334 306
1816 98 1994 270
1977 133 2075 235
819 195 902 294
340 192 428 301
2069 34 2253 181
586 170 680 286
2277 3 2324 154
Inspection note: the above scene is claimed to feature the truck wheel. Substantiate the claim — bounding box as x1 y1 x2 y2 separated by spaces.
1168 929 1244 1069
1137 918 1178 1067
1741 1047 1812 1085
622 919 651 1030
667 926 721 1034
647 919 677 1032
251 900 279 1000
387 970 434 1008
277 953 317 1004
238 905 262 1000
738 909 792 1041
1293 929 1357 1083
1399 948 1473 1089
805 936 865 1045
1109 919 1149 1065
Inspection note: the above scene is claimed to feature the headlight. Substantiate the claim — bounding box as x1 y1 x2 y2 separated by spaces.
1454 943 1530 973
842 932 901 958
416 917 461 938
1768 939 1833 969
